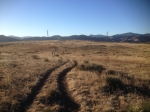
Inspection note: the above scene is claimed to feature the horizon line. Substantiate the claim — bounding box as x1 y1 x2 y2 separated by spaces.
1 32 150 37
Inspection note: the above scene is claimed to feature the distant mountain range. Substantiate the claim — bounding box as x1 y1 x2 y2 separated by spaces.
0 32 150 43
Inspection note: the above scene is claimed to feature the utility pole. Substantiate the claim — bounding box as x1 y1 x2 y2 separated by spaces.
106 31 108 41
47 30 49 37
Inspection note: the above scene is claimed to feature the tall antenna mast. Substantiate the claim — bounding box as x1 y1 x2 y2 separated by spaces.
47 30 49 37
107 31 108 37
106 31 108 41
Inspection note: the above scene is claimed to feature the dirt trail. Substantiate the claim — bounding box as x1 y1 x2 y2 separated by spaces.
56 61 80 112
26 60 80 112
14 61 68 112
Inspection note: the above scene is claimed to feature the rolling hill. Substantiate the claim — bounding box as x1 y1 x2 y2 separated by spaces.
0 32 150 43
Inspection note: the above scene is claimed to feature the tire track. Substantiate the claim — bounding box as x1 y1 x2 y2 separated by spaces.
14 61 68 112
42 60 80 112
57 60 80 112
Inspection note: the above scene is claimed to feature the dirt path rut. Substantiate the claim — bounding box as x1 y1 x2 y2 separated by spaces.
14 61 68 112
26 60 80 112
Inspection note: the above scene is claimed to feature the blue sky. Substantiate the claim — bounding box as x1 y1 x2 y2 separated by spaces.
0 0 150 37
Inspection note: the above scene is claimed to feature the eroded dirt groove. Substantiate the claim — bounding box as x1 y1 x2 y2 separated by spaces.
43 61 80 112
15 61 68 112
57 61 80 112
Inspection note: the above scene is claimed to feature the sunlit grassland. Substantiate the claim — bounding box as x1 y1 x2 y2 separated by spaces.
0 40 150 111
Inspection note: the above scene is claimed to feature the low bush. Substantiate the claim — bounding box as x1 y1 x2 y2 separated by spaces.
77 63 105 72
107 70 117 75
32 55 40 59
47 90 62 100
55 54 59 57
127 100 150 112
105 77 123 89
141 101 150 112
44 58 49 62
83 60 89 64
42 108 53 112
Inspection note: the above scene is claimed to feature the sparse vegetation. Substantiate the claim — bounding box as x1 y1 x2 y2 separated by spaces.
142 101 150 112
44 58 49 62
42 108 53 112
0 40 150 111
47 90 62 100
55 54 59 57
32 54 40 59
84 60 89 64
127 100 150 112
105 77 123 89
77 62 105 73
107 70 116 75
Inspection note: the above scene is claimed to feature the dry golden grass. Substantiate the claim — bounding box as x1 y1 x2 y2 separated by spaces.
26 61 75 112
0 40 150 111
65 41 150 112
0 41 67 111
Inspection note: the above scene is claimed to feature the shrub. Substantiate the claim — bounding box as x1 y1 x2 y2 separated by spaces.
84 60 89 64
48 90 62 100
127 104 141 112
107 70 117 75
55 54 59 57
126 100 150 112
77 63 104 72
32 55 40 59
105 77 123 89
44 58 49 62
42 108 53 112
141 101 150 112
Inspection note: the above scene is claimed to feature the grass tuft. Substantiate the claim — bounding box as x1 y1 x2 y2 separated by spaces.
47 90 62 100
42 107 53 112
107 70 117 75
127 100 150 112
77 63 105 73
32 55 40 59
44 58 49 62
84 60 89 64
105 77 123 89
141 101 150 112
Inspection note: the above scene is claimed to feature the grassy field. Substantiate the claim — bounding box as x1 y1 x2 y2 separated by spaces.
0 40 150 112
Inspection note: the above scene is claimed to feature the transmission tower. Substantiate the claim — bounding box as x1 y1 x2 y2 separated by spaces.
47 30 49 37
106 31 108 41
